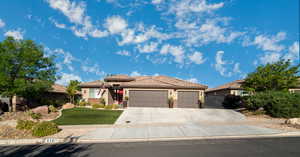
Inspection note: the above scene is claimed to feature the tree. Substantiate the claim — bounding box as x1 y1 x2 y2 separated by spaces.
242 60 299 92
0 37 56 112
66 80 80 104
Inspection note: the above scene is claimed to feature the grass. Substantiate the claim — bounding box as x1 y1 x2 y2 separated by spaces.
52 108 123 125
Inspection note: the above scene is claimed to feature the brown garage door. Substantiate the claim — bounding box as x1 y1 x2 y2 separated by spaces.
177 91 199 108
129 90 168 107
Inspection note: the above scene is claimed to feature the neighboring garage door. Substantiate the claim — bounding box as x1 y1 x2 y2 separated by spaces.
129 90 168 107
177 91 199 108
204 95 225 109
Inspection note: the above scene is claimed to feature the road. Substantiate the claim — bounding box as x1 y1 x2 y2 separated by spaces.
0 137 300 157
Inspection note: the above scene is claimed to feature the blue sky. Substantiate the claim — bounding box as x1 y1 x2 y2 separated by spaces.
0 0 299 87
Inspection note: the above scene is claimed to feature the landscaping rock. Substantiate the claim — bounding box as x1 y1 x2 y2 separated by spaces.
285 118 300 125
31 106 49 115
62 103 75 109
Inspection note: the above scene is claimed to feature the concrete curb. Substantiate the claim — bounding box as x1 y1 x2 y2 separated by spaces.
1 131 300 146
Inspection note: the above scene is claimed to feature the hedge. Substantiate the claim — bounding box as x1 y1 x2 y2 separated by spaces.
243 91 300 118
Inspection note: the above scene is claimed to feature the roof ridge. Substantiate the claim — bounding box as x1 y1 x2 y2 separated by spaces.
151 76 183 87
155 75 206 87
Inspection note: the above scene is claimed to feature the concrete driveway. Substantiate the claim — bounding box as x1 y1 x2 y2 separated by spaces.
80 108 282 141
115 107 246 124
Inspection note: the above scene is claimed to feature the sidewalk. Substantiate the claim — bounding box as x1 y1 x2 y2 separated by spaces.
2 122 299 145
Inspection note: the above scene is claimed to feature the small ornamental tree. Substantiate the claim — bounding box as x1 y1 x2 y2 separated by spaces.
242 60 299 92
0 37 56 112
66 80 80 104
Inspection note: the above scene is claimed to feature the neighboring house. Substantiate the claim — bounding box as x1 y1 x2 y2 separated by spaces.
289 78 300 93
0 83 78 111
205 80 246 109
79 75 208 108
205 78 300 108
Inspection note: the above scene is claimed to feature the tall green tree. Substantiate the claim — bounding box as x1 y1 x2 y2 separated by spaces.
242 60 299 92
0 37 56 112
66 80 81 104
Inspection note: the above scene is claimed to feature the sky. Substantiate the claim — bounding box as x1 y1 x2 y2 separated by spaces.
0 0 299 87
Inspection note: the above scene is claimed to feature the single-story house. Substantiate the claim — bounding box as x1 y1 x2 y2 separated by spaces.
79 75 208 108
0 83 78 112
204 80 246 108
205 78 300 108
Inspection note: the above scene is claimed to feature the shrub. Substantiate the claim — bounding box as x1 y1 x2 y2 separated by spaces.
104 105 113 110
78 101 87 107
112 104 119 109
49 105 58 113
32 121 59 137
99 98 106 105
30 112 42 121
92 104 104 109
16 120 36 130
243 91 300 118
168 97 174 108
222 94 243 109
242 93 267 111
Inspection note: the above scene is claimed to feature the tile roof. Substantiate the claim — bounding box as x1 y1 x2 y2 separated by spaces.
79 80 104 87
79 75 208 89
50 84 81 95
104 74 135 82
205 80 244 93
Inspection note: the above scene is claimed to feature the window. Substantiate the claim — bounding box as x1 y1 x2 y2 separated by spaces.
89 88 100 98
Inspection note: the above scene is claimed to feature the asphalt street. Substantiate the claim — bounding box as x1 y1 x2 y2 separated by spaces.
1 137 300 157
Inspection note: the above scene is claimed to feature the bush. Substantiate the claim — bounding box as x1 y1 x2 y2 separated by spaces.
99 98 106 105
104 105 113 110
78 101 86 107
49 105 58 113
16 120 36 130
243 91 300 118
32 121 59 137
222 94 243 109
112 104 119 109
27 112 42 121
92 104 104 109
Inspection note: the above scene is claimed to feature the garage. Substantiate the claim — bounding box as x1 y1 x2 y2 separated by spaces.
128 90 168 107
177 91 199 108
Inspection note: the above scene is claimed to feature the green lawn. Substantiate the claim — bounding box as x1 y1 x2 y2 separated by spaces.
53 108 123 125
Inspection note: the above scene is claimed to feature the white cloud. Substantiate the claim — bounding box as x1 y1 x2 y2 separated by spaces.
184 19 243 46
186 78 198 83
81 63 105 76
188 51 206 64
259 52 282 64
45 48 76 71
169 0 224 18
0 18 5 28
49 18 66 29
47 0 86 25
47 0 107 39
56 73 82 85
118 25 170 46
152 0 164 5
116 50 130 56
214 51 241 77
233 63 241 74
252 32 286 52
160 44 185 63
130 71 141 76
104 15 128 34
137 42 158 53
214 51 229 76
284 41 299 62
4 30 24 40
